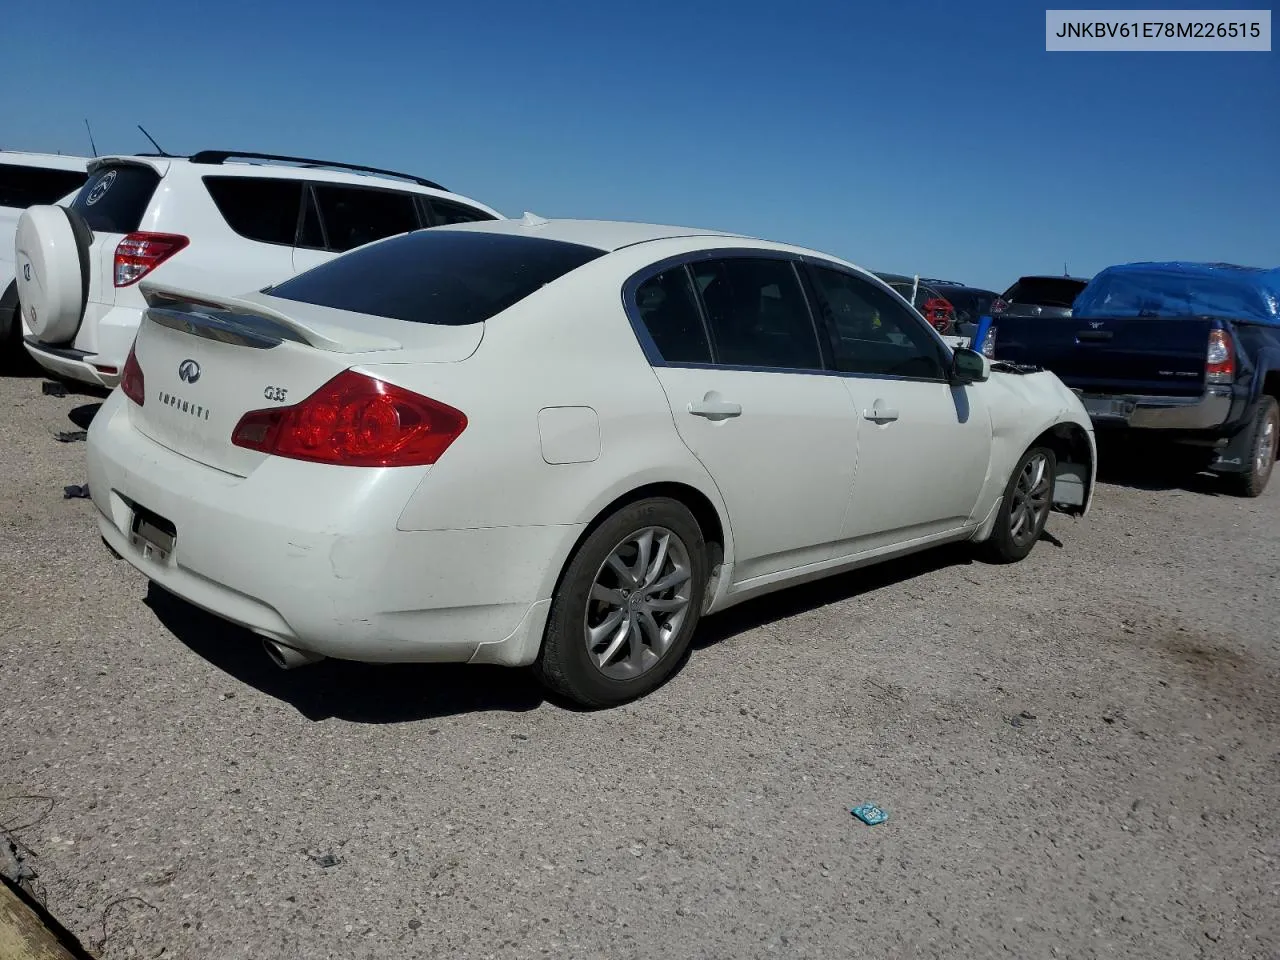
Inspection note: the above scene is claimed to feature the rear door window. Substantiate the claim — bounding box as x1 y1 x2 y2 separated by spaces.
633 267 712 364
428 197 498 225
71 164 161 233
688 257 822 370
268 229 605 325
311 184 422 252
203 177 303 246
0 165 88 208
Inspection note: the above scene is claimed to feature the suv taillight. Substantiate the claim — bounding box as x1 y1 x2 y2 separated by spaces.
114 232 189 287
232 370 467 467
1206 329 1235 384
121 343 145 405
990 297 1008 314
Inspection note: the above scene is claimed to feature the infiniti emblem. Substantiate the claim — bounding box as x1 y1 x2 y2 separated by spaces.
178 359 201 384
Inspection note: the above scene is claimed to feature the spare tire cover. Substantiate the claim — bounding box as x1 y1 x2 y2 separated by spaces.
15 205 88 344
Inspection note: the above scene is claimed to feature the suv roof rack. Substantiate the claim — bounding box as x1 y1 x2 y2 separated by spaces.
188 151 447 192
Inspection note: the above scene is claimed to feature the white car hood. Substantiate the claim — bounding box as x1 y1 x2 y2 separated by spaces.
984 367 1090 437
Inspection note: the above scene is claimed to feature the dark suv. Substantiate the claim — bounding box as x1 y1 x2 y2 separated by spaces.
874 273 1001 339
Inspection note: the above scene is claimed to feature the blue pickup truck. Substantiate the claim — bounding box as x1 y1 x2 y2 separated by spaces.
983 262 1280 497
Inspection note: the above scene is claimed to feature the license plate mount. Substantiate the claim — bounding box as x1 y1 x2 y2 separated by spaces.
129 507 176 562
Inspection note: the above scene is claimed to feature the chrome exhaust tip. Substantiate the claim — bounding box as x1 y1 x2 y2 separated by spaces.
262 638 324 670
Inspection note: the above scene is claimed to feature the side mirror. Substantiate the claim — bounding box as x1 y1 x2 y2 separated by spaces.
951 347 990 384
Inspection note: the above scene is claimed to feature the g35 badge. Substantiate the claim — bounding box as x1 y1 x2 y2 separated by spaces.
263 386 288 403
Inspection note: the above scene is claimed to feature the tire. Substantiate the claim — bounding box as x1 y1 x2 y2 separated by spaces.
982 445 1057 563
1225 396 1278 498
536 498 708 708
0 286 36 375
0 306 18 370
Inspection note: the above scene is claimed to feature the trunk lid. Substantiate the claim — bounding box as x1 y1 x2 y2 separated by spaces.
992 314 1216 397
126 284 482 476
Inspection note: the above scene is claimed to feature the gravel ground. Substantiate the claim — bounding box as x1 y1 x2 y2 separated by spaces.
2 369 1278 960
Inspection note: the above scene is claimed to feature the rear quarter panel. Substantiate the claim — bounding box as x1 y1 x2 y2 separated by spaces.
388 247 735 591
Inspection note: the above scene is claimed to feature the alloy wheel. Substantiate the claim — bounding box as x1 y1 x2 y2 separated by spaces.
583 526 693 681
1257 415 1276 475
1009 453 1052 548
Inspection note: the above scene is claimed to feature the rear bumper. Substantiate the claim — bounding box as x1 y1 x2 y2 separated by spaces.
24 336 119 388
86 390 572 666
24 302 146 388
1075 386 1234 431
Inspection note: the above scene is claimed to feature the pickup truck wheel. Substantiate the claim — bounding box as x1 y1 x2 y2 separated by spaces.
1226 397 1278 498
983 445 1057 563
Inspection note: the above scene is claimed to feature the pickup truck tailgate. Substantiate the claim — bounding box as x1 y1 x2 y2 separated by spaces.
993 315 1214 397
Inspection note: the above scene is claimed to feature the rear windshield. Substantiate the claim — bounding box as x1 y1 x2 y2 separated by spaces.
71 164 161 233
1002 277 1088 308
267 229 607 325
0 164 88 209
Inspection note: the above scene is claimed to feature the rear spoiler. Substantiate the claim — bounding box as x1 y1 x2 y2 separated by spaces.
138 280 403 353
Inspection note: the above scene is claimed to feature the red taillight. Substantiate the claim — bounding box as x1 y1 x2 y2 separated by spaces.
921 296 955 332
114 232 189 287
990 298 1008 314
121 343 145 405
1206 328 1235 383
232 370 467 467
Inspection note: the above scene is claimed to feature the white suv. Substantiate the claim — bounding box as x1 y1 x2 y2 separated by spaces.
14 150 503 387
1 151 89 363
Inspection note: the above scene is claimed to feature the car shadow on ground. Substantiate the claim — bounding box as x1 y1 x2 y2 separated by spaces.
146 539 1034 722
67 402 102 430
693 542 977 650
144 585 547 723
1093 436 1226 496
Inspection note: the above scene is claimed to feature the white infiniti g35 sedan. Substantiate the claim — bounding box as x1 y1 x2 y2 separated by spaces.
84 216 1096 706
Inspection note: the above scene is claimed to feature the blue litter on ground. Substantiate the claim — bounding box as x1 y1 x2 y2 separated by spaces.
850 803 889 825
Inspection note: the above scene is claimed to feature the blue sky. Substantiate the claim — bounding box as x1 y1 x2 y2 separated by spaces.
4 0 1276 290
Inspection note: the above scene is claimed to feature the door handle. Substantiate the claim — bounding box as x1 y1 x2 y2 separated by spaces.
863 400 899 424
688 395 742 420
